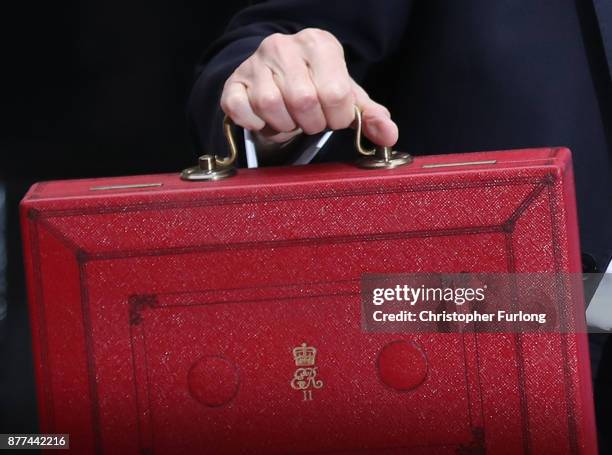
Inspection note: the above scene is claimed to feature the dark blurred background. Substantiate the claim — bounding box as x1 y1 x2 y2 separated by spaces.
0 0 250 433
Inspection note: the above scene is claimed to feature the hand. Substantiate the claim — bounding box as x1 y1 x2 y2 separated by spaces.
220 28 398 148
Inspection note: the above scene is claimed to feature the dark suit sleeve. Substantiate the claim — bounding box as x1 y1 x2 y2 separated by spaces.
187 0 414 160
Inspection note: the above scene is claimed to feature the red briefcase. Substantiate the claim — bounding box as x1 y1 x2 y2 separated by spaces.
21 116 597 454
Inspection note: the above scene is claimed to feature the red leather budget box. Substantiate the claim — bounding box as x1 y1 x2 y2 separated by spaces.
21 147 596 454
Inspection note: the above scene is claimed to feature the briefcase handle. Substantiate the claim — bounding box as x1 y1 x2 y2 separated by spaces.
181 106 412 181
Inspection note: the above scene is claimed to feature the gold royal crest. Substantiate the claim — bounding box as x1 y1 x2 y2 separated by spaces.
290 343 323 401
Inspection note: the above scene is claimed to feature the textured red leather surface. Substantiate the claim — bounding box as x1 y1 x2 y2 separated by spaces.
20 147 597 454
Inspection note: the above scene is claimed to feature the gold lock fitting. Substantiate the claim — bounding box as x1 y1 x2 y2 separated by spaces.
181 116 238 181
353 106 413 169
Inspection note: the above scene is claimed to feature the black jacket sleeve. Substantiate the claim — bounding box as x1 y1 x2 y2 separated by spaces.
186 0 414 160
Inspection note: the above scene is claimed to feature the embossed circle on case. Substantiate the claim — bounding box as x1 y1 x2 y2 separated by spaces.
188 355 240 407
377 340 428 391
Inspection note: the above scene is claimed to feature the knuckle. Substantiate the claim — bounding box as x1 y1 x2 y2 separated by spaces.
297 28 323 46
319 81 351 107
327 111 353 130
287 89 319 112
297 28 339 49
220 93 241 116
297 27 323 41
258 33 285 54
368 103 391 119
234 58 254 78
253 92 282 112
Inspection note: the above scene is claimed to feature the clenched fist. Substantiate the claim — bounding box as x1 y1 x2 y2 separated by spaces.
221 28 398 148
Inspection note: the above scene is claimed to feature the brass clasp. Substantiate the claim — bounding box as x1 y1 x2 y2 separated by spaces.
353 106 412 169
181 115 238 181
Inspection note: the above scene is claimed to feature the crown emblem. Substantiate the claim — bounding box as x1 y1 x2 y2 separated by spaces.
292 343 317 366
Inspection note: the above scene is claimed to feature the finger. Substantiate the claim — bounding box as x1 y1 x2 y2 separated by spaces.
352 80 398 147
361 110 399 148
247 67 297 133
220 80 266 131
273 60 327 135
255 125 303 144
302 33 354 130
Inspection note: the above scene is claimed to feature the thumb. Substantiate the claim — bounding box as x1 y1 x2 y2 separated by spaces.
352 80 399 147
